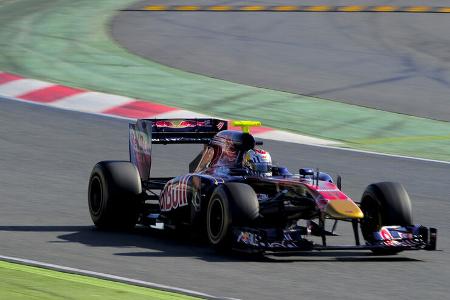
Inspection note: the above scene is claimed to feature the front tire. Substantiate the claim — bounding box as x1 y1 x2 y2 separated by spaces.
360 182 413 254
88 161 142 230
206 183 259 251
207 186 232 249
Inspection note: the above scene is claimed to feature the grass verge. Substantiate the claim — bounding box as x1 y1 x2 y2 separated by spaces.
0 260 199 300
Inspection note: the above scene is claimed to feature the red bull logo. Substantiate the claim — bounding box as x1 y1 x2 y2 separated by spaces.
155 120 207 128
160 176 191 212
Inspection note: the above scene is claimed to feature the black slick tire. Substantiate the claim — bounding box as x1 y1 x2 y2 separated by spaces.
360 182 413 255
206 183 259 251
88 161 142 230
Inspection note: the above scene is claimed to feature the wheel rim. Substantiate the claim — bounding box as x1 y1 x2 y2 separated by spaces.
208 197 224 243
89 176 103 216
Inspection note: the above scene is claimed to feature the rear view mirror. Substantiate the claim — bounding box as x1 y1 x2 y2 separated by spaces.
299 168 314 176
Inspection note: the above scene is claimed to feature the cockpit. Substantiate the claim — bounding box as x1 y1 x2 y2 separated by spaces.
194 130 252 171
194 130 275 177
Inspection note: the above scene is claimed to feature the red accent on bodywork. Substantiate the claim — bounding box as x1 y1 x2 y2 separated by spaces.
155 120 207 128
254 148 267 154
155 120 173 127
305 181 349 201
380 227 395 246
104 101 177 118
18 85 85 103
380 228 393 240
178 120 196 127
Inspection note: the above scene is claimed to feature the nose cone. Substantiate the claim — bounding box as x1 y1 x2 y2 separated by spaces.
325 200 364 219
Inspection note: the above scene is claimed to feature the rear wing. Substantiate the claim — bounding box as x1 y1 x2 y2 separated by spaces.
129 118 227 180
150 118 227 144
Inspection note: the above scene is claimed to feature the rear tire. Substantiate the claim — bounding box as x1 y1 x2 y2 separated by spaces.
360 182 413 255
88 161 142 230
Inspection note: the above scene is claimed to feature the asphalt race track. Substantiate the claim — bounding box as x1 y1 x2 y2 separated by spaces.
0 98 448 300
113 0 450 121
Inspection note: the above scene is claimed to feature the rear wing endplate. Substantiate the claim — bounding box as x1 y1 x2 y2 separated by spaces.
129 120 152 181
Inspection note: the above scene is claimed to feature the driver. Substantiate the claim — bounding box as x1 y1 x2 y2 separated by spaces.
243 148 272 177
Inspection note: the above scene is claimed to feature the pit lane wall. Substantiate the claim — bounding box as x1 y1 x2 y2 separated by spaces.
0 71 338 146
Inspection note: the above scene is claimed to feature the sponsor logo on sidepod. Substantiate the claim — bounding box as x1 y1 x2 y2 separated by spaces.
160 176 191 212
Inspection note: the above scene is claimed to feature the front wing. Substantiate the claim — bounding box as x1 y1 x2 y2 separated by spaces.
232 225 437 253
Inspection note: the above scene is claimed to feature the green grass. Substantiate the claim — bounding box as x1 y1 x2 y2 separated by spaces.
0 260 200 300
0 0 449 161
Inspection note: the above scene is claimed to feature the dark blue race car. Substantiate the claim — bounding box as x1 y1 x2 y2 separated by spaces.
88 118 437 255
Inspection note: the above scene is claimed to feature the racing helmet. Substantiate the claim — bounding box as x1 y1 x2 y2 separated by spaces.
243 149 272 176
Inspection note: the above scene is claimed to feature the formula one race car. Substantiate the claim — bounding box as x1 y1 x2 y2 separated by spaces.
88 118 437 255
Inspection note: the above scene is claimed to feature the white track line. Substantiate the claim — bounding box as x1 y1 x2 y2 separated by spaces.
1 94 450 165
303 143 450 165
0 255 238 300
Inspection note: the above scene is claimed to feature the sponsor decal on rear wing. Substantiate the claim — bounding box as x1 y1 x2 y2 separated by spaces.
148 118 227 144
